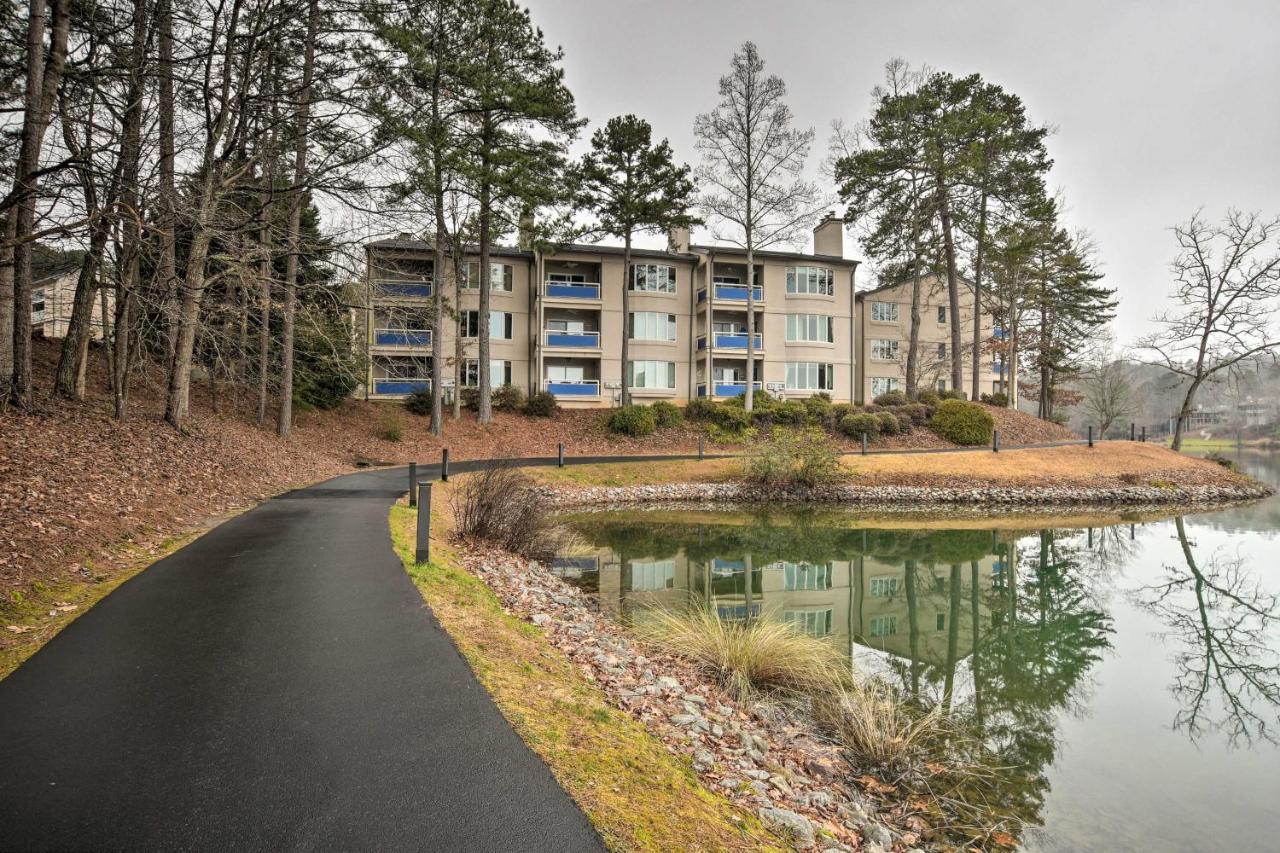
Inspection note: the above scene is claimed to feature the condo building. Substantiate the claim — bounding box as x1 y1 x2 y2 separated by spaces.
360 218 998 406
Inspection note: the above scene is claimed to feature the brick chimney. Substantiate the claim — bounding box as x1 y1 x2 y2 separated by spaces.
813 212 843 258
667 225 690 254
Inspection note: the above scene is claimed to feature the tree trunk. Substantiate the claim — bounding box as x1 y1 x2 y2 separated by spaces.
477 155 492 424
156 0 178 367
744 245 755 411
452 252 463 419
9 0 71 408
971 191 988 400
905 254 922 399
277 0 320 438
621 232 632 406
1171 376 1203 452
0 211 14 395
54 225 109 398
937 190 964 396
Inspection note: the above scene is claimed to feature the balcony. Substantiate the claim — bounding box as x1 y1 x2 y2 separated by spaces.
544 330 601 349
375 278 433 299
697 284 764 304
373 378 430 395
544 379 600 397
697 332 763 352
696 381 763 398
544 281 601 300
374 328 431 347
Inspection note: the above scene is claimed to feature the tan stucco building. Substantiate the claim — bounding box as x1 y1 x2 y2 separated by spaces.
31 270 113 341
853 274 1001 403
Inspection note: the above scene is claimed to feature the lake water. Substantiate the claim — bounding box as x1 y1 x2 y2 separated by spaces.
553 451 1280 852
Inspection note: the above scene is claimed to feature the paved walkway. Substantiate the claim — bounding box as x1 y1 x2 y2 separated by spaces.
0 463 605 851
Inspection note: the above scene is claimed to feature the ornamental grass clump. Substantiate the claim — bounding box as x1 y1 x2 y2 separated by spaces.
742 427 846 489
929 399 995 446
810 679 950 773
635 606 851 702
450 463 568 561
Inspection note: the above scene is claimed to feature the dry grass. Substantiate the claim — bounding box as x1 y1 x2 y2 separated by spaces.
388 505 782 851
633 606 851 702
811 680 950 772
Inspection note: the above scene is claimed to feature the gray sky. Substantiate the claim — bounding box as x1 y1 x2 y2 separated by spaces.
524 0 1280 342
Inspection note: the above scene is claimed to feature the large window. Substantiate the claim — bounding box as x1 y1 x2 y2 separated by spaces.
377 355 431 378
631 264 676 293
869 576 900 597
628 360 676 389
781 562 832 591
463 262 514 291
868 615 897 637
871 339 900 361
870 377 899 397
461 310 512 340
785 362 834 391
870 301 899 322
937 305 947 324
462 358 511 387
786 266 835 296
936 343 947 360
785 313 834 343
783 609 833 637
628 560 676 591
629 311 676 341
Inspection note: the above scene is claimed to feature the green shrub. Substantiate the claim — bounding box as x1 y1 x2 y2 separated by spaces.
902 403 931 425
607 404 657 437
684 398 718 420
750 408 774 429
773 400 809 425
895 412 914 434
839 412 881 440
492 383 526 411
403 389 433 416
1204 451 1238 471
649 400 683 428
742 427 847 490
803 395 835 426
876 411 900 435
832 403 859 423
916 390 941 407
873 390 908 407
930 399 994 445
939 388 967 401
710 404 751 432
460 387 480 411
524 390 559 417
980 392 1009 407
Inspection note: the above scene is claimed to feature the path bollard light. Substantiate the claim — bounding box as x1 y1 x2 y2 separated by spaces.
1130 422 1136 441
1088 425 1094 448
698 435 705 461
441 448 449 481
408 462 417 507
558 442 565 468
993 430 1000 453
1141 426 1146 443
415 481 432 564
861 433 868 456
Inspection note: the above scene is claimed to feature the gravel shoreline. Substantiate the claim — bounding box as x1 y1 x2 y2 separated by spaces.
545 480 1274 508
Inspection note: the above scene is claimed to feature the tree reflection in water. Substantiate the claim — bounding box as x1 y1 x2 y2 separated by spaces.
1131 516 1280 745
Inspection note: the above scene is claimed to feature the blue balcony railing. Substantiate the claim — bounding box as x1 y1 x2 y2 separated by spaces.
544 330 601 348
376 279 433 298
697 332 762 350
374 328 431 347
373 378 430 395
697 284 764 303
696 381 762 398
545 281 601 299
544 379 600 397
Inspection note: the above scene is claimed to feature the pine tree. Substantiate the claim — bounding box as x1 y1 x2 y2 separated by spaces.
574 115 697 406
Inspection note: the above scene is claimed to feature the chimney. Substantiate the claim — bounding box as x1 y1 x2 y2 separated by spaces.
517 210 535 250
667 224 690 254
813 212 843 258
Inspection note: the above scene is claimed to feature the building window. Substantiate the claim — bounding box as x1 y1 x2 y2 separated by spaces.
462 358 511 387
868 615 897 637
631 264 676 293
936 613 946 631
628 560 676 591
548 272 586 283
783 609 833 637
463 262 514 291
869 576 899 597
546 363 587 382
937 343 947 360
785 266 834 296
377 355 431 379
785 313 834 343
937 305 947 323
628 360 676 389
785 362 834 391
461 310 513 339
629 311 676 341
871 339 899 361
782 562 832 591
870 301 898 322
937 379 947 393
870 377 899 397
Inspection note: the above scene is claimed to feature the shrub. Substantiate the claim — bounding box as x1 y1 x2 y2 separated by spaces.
710 404 751 432
803 394 835 427
916 389 941 407
403 389 433 416
450 463 568 561
749 408 774 429
607 404 657 437
873 389 908 407
649 400 683 428
492 383 526 411
684 398 718 420
742 427 846 490
460 387 480 411
523 390 559 417
811 680 950 772
832 403 858 423
930 399 994 445
876 411 900 435
1204 451 1238 471
939 388 967 401
773 400 809 425
902 403 931 425
635 607 850 702
980 391 1009 407
380 410 403 442
839 412 881 440
895 412 914 434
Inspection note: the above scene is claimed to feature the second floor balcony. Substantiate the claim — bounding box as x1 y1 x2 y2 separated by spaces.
544 329 601 349
544 280 601 301
544 379 600 397
374 328 431 347
698 283 764 304
372 377 430 396
374 278 433 299
697 332 763 352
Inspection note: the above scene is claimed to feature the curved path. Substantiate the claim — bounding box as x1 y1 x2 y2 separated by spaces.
0 457 692 851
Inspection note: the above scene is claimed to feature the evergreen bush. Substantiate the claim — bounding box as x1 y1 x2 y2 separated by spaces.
524 390 559 417
929 399 994 445
607 404 658 437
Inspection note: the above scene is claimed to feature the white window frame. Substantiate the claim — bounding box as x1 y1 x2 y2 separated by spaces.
870 377 899 397
785 313 834 343
785 362 834 391
869 615 897 637
628 311 677 341
628 360 676 390
785 266 835 296
462 358 511 387
870 301 899 323
869 576 900 597
630 263 676 293
628 560 676 591
871 339 900 361
463 262 514 291
461 310 513 340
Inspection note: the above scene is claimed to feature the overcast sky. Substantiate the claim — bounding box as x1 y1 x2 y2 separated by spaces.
523 0 1280 342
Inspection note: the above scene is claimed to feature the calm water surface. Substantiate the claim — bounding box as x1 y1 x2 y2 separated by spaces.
554 450 1280 852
